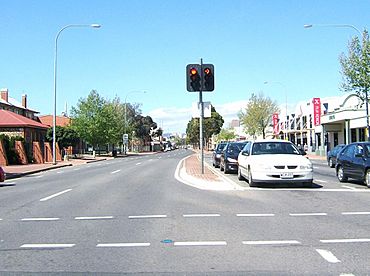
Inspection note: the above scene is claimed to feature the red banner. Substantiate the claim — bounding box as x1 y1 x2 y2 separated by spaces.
313 98 321 126
272 113 279 135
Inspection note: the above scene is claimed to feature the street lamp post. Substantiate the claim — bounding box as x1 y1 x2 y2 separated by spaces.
124 91 147 155
264 81 288 140
53 24 101 165
304 23 370 141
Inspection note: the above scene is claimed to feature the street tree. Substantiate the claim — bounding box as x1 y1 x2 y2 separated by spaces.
339 29 370 103
239 93 279 139
46 126 79 149
217 128 236 142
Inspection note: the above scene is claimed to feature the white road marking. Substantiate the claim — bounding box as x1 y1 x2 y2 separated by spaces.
136 162 141 165
0 219 2 221
21 218 60 221
242 240 301 245
340 274 355 276
111 169 121 174
128 215 167 219
316 249 341 263
320 238 370 243
56 171 64 174
183 214 220 217
20 244 75 249
3 181 16 185
97 243 150 247
243 188 370 192
34 175 44 178
342 211 370 215
289 213 327 216
174 241 227 246
73 168 80 171
315 179 327 183
342 185 357 190
236 213 275 217
75 216 114 220
39 189 72 202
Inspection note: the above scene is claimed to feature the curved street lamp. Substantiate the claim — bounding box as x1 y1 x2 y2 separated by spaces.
53 24 101 164
304 23 369 141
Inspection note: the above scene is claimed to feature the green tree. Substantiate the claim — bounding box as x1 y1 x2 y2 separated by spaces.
339 29 370 103
70 90 109 149
46 126 79 149
217 128 236 142
239 93 279 139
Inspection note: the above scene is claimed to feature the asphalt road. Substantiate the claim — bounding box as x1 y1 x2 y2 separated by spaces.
1 150 370 275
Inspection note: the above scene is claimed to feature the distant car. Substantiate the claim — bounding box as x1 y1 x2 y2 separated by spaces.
237 139 313 187
219 141 247 174
212 142 227 168
0 166 5 182
336 142 370 188
327 144 346 168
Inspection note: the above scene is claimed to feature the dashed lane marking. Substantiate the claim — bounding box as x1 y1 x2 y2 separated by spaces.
342 211 370 215
316 249 341 263
314 179 327 183
242 240 301 245
320 238 370 244
111 169 121 174
236 213 275 217
136 162 141 165
289 213 327 216
75 216 114 220
39 189 72 202
20 244 75 249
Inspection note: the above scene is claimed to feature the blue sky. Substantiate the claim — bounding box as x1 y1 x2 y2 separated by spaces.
0 0 369 133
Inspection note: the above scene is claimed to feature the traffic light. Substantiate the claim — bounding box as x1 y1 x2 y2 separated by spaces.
186 64 201 92
202 64 214 91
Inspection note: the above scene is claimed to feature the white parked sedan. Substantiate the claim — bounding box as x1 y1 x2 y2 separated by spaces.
237 139 313 187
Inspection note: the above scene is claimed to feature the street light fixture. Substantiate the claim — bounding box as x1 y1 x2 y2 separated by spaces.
304 23 369 141
52 24 101 165
124 90 147 155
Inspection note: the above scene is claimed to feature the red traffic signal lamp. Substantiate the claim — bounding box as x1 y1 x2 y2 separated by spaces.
202 64 214 91
186 64 201 92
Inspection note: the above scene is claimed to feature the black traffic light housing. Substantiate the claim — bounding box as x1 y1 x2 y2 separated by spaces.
202 64 214 91
186 64 201 92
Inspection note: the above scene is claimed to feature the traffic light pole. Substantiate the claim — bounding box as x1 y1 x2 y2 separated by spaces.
199 58 205 174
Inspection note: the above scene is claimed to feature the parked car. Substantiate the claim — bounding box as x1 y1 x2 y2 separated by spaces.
212 142 227 168
327 144 346 168
219 141 247 174
0 166 5 182
336 142 370 188
237 139 313 187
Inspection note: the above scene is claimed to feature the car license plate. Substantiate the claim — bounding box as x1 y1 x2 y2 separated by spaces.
280 172 293 179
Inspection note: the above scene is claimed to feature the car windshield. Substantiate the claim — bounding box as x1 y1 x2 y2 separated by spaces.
216 143 226 152
227 143 245 153
251 142 300 155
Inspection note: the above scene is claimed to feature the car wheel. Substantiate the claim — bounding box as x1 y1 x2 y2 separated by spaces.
365 170 370 188
328 158 334 168
237 167 245 181
220 161 224 171
248 168 256 187
224 162 229 174
337 166 348 182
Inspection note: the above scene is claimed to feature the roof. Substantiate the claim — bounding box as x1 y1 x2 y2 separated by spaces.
0 96 38 114
0 110 49 129
39 115 71 127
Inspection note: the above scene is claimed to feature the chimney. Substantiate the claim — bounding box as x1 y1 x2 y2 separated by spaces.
22 94 27 108
1 88 9 102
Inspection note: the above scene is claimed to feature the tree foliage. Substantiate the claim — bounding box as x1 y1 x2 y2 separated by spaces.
46 126 79 148
238 93 279 139
217 128 236 142
340 29 370 103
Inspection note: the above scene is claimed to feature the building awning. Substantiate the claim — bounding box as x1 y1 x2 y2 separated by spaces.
0 110 49 129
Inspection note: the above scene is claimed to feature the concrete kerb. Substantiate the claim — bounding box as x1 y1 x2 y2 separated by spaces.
4 163 73 180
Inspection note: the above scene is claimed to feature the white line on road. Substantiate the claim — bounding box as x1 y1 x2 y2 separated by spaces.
242 240 301 245
320 238 370 243
342 211 370 215
136 162 141 165
34 175 44 178
20 244 75 249
4 181 16 185
75 216 114 220
342 185 357 190
236 214 275 217
73 168 80 171
289 213 327 216
56 171 64 174
316 249 341 263
39 189 72 202
111 169 121 174
128 215 167 219
21 218 60 221
315 179 327 183
183 214 220 217
174 241 227 246
97 243 150 248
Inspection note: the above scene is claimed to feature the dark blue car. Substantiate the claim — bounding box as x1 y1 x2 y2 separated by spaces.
219 141 247 174
327 144 346 168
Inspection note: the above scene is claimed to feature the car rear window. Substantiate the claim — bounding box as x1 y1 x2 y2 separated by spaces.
252 142 300 155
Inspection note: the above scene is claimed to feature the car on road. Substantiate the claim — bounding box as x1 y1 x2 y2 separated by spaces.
0 166 5 182
327 144 346 168
219 141 247 174
212 142 227 168
237 139 313 187
336 142 370 188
